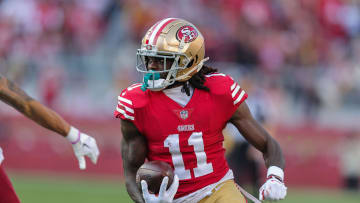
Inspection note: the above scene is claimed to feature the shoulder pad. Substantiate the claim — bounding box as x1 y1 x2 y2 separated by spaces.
204 73 233 95
115 83 150 121
119 83 150 109
204 73 247 105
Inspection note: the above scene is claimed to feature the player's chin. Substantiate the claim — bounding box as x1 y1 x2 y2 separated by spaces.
160 73 167 79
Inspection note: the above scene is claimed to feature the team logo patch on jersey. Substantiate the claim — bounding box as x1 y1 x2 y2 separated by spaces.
176 25 198 43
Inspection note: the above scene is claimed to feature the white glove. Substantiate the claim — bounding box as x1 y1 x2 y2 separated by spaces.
141 175 179 203
67 126 100 170
259 166 287 201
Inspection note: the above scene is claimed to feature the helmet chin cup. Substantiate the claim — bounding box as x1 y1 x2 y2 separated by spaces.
141 71 162 91
141 76 176 92
141 70 179 91
146 80 166 91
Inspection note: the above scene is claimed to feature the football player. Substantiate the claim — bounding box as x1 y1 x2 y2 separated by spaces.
116 18 287 203
0 74 100 202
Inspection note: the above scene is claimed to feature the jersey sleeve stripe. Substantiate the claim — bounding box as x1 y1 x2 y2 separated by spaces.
127 84 142 91
230 82 236 91
116 107 135 120
118 102 134 114
118 96 132 105
234 90 246 105
231 85 240 98
205 73 226 77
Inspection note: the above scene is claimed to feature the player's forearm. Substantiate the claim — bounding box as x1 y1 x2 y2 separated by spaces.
121 120 148 202
244 119 285 168
124 172 145 203
26 100 70 136
241 119 285 168
0 75 70 136
231 117 285 168
0 75 34 114
263 138 285 169
121 139 146 203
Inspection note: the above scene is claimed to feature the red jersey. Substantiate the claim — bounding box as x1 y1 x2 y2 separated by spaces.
0 166 20 203
114 73 248 198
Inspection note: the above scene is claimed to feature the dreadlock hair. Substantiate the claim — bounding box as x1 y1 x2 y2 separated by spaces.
181 65 218 96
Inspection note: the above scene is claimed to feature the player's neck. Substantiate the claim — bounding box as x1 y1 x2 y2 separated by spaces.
163 84 194 107
165 81 185 90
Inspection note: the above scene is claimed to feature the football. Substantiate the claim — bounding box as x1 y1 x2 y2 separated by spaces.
136 160 174 194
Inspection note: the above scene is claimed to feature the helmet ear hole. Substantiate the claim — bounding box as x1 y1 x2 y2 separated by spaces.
187 59 194 68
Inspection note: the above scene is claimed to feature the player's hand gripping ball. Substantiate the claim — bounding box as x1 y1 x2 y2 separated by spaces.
136 160 174 194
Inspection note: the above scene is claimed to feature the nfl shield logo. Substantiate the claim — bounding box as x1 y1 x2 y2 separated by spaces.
180 110 188 120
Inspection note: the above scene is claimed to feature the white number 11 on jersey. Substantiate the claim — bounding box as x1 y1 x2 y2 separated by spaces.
164 132 214 180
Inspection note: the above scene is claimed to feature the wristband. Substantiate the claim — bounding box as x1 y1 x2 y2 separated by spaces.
267 166 284 181
66 126 80 144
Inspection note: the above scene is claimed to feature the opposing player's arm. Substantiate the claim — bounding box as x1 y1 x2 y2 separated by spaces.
0 74 99 169
229 102 285 169
0 74 69 136
121 119 147 203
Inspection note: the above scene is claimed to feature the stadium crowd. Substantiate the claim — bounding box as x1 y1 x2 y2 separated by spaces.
0 0 359 126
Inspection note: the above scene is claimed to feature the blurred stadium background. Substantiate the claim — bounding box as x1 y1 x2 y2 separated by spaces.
0 0 360 202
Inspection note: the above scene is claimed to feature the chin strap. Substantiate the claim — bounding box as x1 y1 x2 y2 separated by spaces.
196 57 210 71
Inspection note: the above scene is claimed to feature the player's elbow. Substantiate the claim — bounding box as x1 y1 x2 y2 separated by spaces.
22 101 35 117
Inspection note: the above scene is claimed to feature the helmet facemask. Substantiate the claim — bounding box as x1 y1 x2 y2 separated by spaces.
136 48 192 91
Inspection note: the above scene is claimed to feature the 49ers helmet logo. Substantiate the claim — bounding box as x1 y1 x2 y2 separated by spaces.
176 25 198 43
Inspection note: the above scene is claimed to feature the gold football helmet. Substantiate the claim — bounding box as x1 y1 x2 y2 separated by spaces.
136 18 208 91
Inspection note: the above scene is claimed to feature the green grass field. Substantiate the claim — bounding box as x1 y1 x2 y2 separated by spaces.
9 172 360 203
